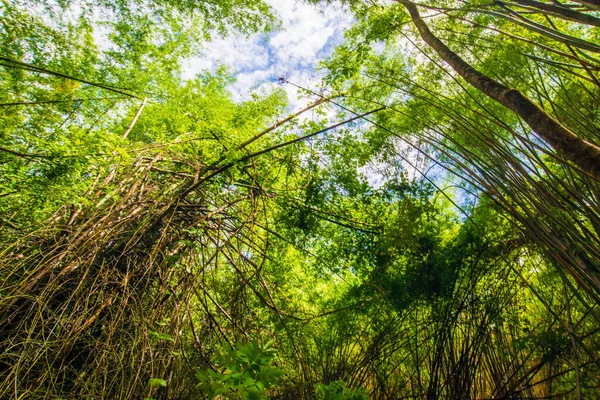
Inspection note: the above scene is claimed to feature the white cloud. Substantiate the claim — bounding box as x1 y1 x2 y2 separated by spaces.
184 35 271 74
182 0 353 112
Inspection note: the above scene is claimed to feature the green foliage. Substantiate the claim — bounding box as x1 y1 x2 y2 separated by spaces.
148 378 168 388
195 340 285 399
315 380 368 400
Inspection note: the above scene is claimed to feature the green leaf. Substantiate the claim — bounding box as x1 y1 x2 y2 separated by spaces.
247 386 262 400
148 378 167 388
150 331 174 342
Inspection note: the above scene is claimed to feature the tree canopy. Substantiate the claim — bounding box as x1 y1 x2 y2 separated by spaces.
1 0 600 399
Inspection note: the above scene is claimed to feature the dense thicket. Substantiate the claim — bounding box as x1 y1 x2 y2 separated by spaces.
1 0 599 399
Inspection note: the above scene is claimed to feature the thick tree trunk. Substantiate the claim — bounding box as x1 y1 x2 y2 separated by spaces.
397 0 600 179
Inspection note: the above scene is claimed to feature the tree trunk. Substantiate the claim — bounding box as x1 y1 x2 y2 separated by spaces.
570 0 600 11
397 0 600 179
510 0 600 28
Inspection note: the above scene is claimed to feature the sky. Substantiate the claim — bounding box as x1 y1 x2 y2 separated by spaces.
182 0 353 111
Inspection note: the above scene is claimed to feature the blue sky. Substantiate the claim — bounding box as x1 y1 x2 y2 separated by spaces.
182 0 353 110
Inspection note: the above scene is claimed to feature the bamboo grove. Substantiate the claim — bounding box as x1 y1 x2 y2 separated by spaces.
1 0 600 398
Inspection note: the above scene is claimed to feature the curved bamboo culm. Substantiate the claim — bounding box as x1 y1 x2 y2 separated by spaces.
394 0 600 304
0 153 270 397
0 139 291 397
306 0 600 397
397 0 600 179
